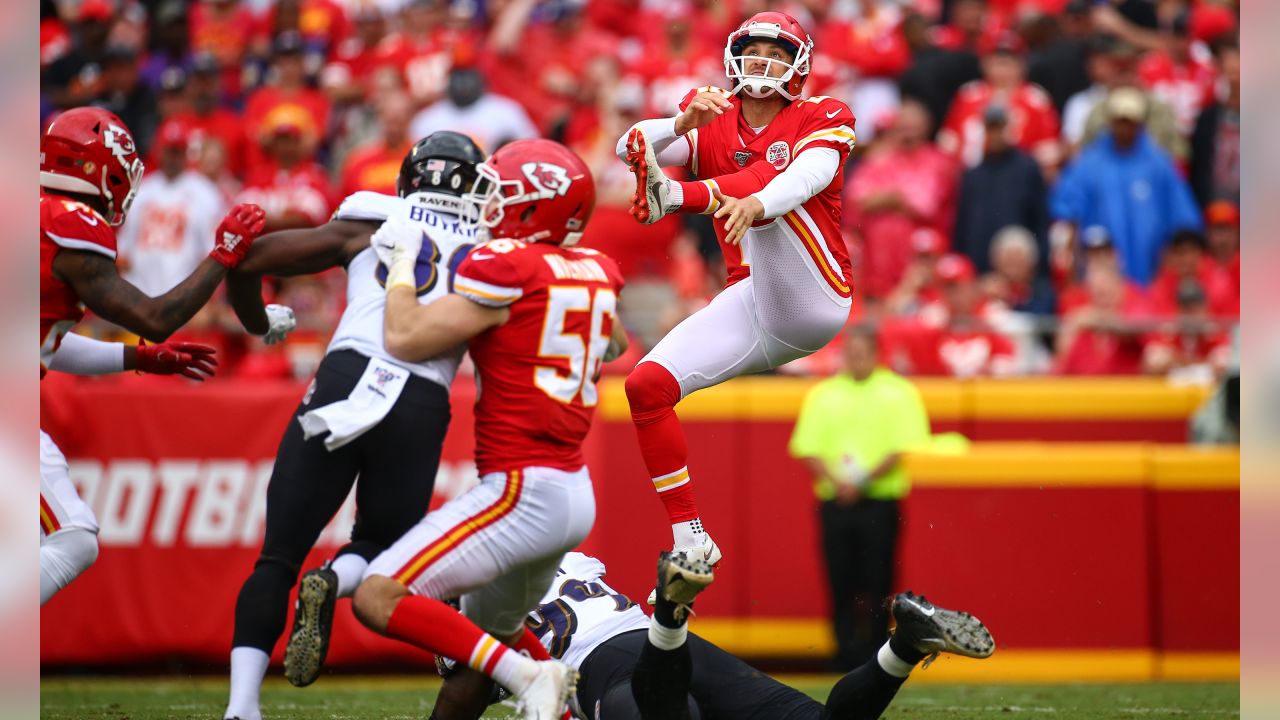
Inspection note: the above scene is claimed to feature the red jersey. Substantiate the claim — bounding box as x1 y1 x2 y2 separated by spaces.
677 87 855 299
39 193 118 375
938 81 1060 168
817 11 911 79
934 327 1016 378
242 89 331 166
338 140 412 198
1058 327 1145 375
1149 259 1239 319
1144 326 1231 370
188 1 256 99
1137 48 1217 136
237 160 335 227
453 240 625 476
173 109 247 177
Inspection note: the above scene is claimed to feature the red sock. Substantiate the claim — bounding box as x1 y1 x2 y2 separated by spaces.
387 595 516 677
512 626 552 661
625 362 700 523
675 160 777 214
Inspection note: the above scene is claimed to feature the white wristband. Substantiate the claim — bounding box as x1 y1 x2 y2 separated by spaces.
386 257 416 291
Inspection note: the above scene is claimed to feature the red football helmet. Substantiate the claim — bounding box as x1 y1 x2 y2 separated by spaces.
463 139 596 247
724 11 814 102
40 107 145 226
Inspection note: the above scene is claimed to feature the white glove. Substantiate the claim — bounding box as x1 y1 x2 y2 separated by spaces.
263 304 296 345
371 215 424 291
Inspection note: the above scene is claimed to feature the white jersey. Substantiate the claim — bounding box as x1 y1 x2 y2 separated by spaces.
116 170 226 295
408 94 538 155
326 190 480 389
526 552 651 672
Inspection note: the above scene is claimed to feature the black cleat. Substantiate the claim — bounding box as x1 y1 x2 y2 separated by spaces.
890 590 995 667
284 564 339 687
655 550 715 622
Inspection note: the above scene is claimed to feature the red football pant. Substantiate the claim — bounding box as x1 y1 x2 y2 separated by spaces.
625 361 699 523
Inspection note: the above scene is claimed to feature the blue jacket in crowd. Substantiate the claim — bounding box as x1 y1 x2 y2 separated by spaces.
1050 130 1203 285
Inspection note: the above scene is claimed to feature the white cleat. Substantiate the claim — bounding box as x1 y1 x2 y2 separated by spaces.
624 127 672 225
516 660 577 720
647 533 722 606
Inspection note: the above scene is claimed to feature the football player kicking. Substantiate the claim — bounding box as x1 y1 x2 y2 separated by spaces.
40 107 267 606
617 12 857 573
428 552 996 720
218 132 490 720
350 138 626 720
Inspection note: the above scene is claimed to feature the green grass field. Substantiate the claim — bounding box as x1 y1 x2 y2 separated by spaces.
40 676 1239 719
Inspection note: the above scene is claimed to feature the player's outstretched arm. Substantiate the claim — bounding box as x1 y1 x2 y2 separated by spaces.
374 217 508 361
48 332 216 380
225 219 372 336
53 204 265 343
383 291 507 362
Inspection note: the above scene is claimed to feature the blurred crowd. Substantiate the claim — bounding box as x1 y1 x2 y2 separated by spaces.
40 0 1241 382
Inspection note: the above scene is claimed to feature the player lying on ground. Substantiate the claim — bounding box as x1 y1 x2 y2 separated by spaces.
40 107 266 605
218 132 488 720
617 11 857 579
427 551 995 720
350 138 627 720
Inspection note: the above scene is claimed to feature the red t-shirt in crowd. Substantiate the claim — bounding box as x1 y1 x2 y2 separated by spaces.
938 81 1061 168
1138 48 1218 136
339 141 411 199
237 160 335 227
1148 258 1239 319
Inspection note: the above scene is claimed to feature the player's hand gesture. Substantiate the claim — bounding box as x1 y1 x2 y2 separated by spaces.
712 188 765 246
263 304 297 345
210 204 267 269
372 216 424 290
675 89 733 135
135 341 218 381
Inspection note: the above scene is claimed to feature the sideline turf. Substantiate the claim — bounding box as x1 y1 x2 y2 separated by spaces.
39 675 1239 719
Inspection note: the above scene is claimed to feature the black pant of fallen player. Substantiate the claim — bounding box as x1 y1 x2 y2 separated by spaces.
584 553 994 720
230 350 450 679
583 631 899 720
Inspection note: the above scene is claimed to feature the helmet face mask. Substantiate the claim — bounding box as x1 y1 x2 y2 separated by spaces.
723 12 814 102
461 162 521 233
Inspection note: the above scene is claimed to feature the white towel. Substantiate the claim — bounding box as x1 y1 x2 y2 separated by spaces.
298 358 410 451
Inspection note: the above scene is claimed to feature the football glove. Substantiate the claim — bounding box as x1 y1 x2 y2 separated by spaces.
210 203 267 269
263 304 296 345
371 215 424 291
136 341 217 381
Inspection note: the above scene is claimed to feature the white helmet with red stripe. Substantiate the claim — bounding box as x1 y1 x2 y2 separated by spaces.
723 11 814 102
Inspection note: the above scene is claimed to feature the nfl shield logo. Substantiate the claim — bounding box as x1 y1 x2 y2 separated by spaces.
733 150 752 167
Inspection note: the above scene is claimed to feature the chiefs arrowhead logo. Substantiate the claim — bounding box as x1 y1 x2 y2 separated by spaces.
102 123 136 160
521 162 571 198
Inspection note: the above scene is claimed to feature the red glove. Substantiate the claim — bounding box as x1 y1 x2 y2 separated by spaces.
210 203 267 269
136 341 218 381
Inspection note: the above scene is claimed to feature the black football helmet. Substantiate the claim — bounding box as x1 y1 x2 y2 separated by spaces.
396 131 486 213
